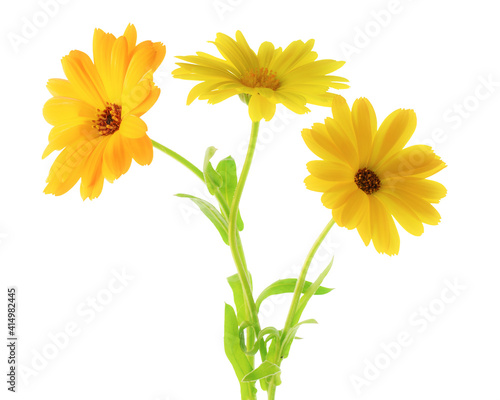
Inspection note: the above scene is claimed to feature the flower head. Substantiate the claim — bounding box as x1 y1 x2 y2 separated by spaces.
42 24 165 200
303 95 447 255
173 31 348 122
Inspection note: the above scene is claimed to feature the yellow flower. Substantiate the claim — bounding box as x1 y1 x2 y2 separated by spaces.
42 24 165 200
303 95 447 255
172 31 348 122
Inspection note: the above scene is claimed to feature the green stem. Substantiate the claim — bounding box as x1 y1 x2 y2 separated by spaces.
152 139 204 181
283 218 336 333
152 136 259 398
228 121 261 344
266 219 335 400
267 382 277 400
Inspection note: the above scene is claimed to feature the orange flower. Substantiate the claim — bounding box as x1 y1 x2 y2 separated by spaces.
42 24 165 200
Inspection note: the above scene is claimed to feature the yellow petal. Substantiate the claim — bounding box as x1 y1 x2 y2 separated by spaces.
304 175 336 192
391 190 442 226
248 94 275 121
306 160 353 181
330 94 357 145
340 189 369 229
378 145 446 180
320 182 358 210
123 24 137 54
356 208 372 246
93 28 116 100
375 191 424 236
369 109 416 169
385 179 447 203
257 41 275 67
107 36 129 103
129 85 161 117
369 196 400 255
351 97 376 166
123 41 165 96
46 78 79 98
325 117 359 170
43 123 97 159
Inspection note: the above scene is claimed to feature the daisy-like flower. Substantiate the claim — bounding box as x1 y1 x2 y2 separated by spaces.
42 24 165 200
303 95 447 255
172 31 348 122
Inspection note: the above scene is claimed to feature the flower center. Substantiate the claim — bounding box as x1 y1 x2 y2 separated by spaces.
93 103 122 136
241 68 280 90
354 168 381 195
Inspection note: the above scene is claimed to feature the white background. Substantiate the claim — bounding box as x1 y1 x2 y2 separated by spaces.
1 0 499 399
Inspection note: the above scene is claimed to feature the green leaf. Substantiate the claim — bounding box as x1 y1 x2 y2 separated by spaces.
293 257 334 326
224 304 257 399
203 147 223 195
175 194 228 245
281 319 318 359
216 156 244 231
242 361 281 382
227 274 248 324
256 278 333 311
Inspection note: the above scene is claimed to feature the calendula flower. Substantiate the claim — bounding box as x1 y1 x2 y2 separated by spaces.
303 95 447 255
173 31 348 122
42 24 165 200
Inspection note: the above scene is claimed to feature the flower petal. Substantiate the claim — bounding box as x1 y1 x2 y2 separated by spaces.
61 50 107 107
306 160 353 181
46 78 79 98
118 114 148 139
320 182 358 210
378 145 446 180
369 196 400 255
122 135 153 166
43 97 96 126
376 190 424 236
369 108 417 169
340 189 369 229
248 94 275 121
351 97 376 166
102 133 132 181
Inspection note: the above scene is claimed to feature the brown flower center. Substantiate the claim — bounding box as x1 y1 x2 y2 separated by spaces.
354 168 381 195
93 103 122 136
241 68 280 90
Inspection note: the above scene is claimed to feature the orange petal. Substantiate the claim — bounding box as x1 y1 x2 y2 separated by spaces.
43 97 96 126
118 114 148 139
61 50 107 107
123 135 153 166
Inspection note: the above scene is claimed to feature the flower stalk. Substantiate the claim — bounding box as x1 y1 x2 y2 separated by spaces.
228 121 261 372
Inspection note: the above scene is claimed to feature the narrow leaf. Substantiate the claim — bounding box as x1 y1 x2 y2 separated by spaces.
224 304 257 399
216 156 244 231
227 274 248 324
203 147 222 195
242 361 281 382
281 319 318 359
293 257 334 326
256 279 333 311
175 194 228 244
